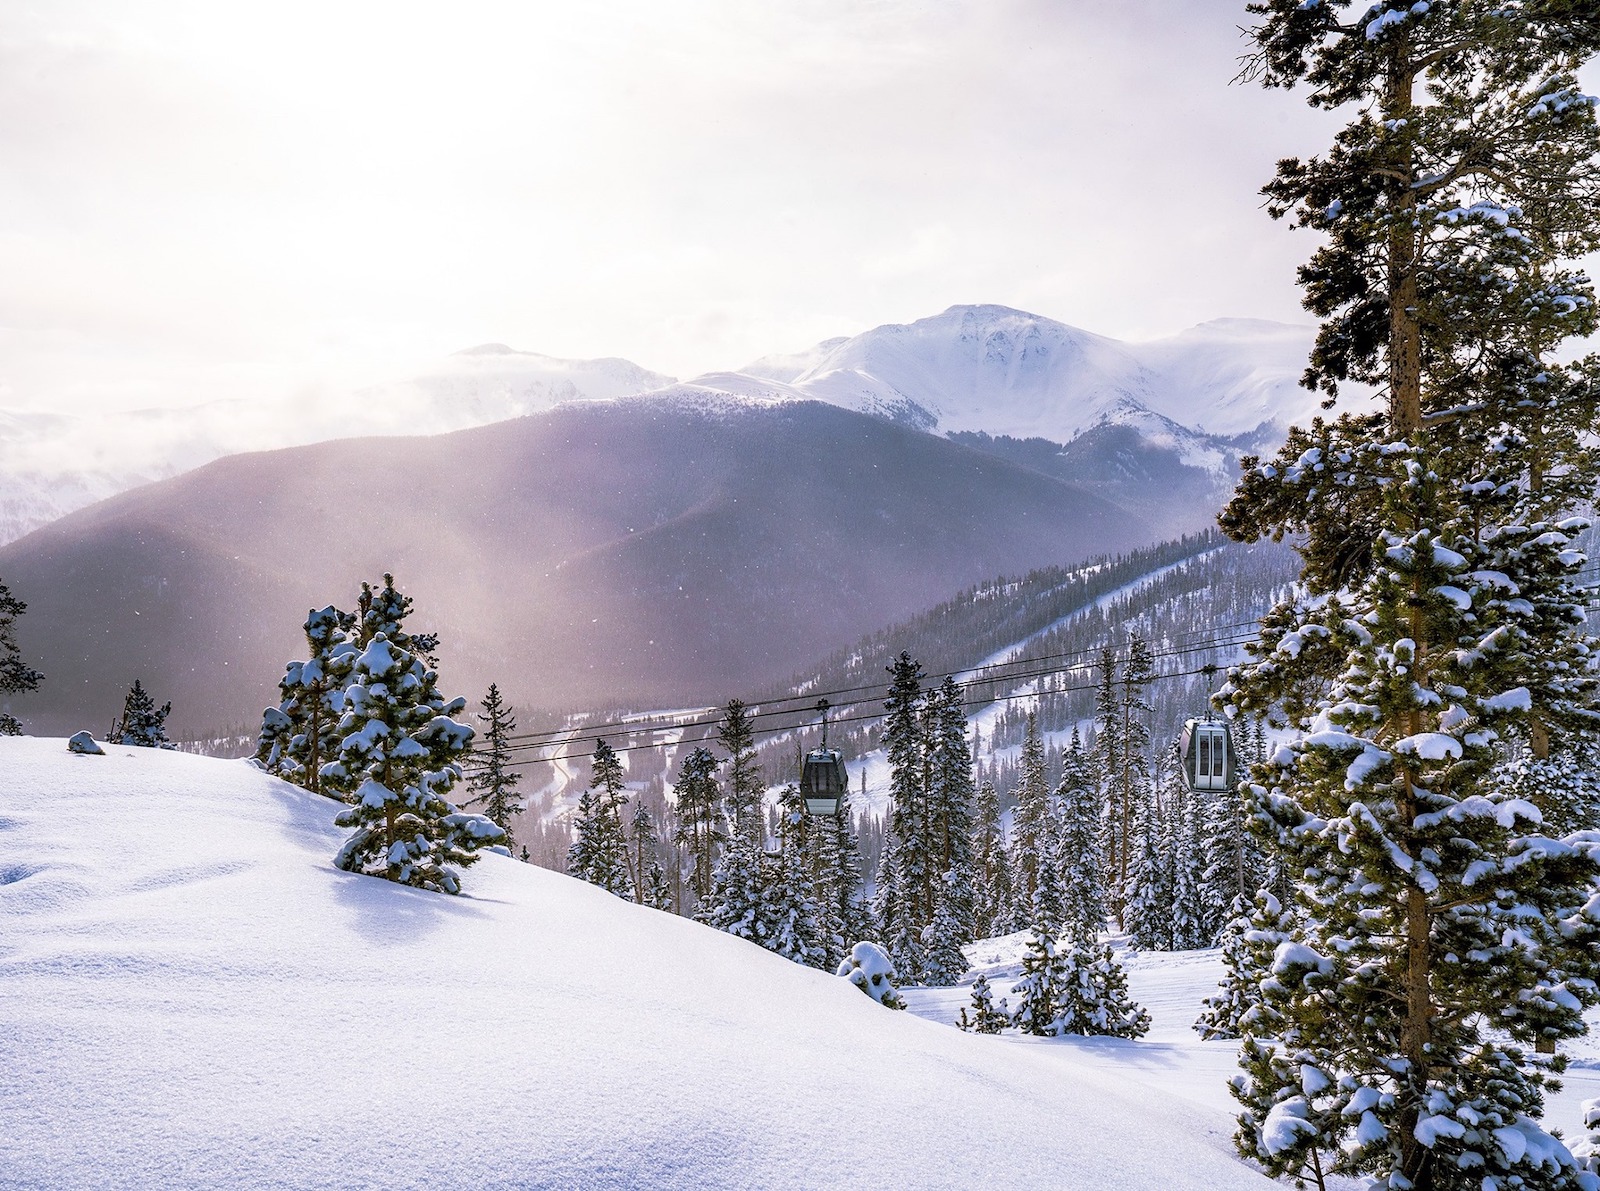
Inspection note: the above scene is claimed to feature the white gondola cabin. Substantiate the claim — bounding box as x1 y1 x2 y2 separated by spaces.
1180 718 1235 792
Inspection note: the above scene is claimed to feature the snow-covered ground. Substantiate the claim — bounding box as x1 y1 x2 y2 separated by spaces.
2 736 1281 1190
5 736 1597 1187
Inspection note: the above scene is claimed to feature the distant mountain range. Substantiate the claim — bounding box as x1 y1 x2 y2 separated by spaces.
0 396 1162 737
0 305 1352 545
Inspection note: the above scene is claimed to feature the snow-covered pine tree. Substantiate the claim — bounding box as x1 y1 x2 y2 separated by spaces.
1010 857 1071 1035
330 619 499 894
919 867 971 987
1218 6 1600 1186
1092 648 1126 922
1194 889 1297 1042
565 739 634 899
465 683 523 851
629 796 671 911
0 576 43 735
719 699 763 848
1052 940 1151 1040
698 827 764 940
818 783 872 969
837 941 906 1010
1054 728 1105 945
1010 928 1069 1037
1114 633 1155 923
1010 709 1052 913
925 676 977 946
970 779 1015 939
108 679 174 748
1121 794 1169 951
1198 746 1264 945
883 651 930 980
1495 738 1600 838
955 972 1007 1034
1147 746 1211 952
763 784 827 968
671 745 723 910
255 605 356 798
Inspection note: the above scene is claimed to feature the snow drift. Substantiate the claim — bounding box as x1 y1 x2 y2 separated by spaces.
0 736 1276 1190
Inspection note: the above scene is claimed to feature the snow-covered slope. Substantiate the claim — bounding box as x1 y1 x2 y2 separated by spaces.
741 304 1351 443
0 349 675 545
0 736 1278 1189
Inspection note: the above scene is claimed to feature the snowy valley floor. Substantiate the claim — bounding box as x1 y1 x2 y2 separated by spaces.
3 736 1599 1190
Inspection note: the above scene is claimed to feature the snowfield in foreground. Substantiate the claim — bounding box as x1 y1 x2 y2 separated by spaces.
3 737 1595 1190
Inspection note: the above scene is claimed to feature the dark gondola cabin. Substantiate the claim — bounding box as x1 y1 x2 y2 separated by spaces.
800 748 848 816
1180 719 1235 792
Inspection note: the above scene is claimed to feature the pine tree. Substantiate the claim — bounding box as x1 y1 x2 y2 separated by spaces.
719 699 763 847
1198 752 1264 945
1052 940 1151 1040
698 829 764 940
1168 774 1210 951
819 785 872 969
1055 728 1105 945
108 679 173 748
955 972 1008 1034
1092 648 1127 922
1010 928 1069 1037
1113 632 1155 924
330 614 498 894
1011 710 1052 911
970 779 1015 939
1195 890 1297 1042
0 576 43 736
882 651 930 980
671 745 723 910
919 868 971 987
255 606 355 798
565 739 634 899
1121 796 1168 951
629 797 671 911
925 677 977 945
465 683 523 851
763 785 827 967
1219 7 1600 1187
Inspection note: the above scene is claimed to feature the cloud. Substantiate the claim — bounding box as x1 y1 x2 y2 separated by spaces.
0 0 1592 415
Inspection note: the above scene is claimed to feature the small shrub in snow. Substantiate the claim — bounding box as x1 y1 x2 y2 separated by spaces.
955 973 1007 1034
838 941 905 1010
108 679 173 748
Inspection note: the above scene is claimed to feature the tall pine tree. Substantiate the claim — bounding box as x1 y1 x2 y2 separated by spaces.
465 683 523 851
565 739 634 899
1220 6 1600 1188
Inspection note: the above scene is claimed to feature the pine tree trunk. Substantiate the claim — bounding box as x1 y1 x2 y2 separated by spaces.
1386 49 1423 438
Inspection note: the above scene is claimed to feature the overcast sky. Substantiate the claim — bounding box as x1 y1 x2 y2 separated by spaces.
1 0 1594 414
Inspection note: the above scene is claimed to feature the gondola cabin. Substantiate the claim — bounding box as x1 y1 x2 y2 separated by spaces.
800 748 848 816
1180 719 1235 792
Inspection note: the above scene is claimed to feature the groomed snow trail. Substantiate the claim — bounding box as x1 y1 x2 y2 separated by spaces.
0 737 1279 1191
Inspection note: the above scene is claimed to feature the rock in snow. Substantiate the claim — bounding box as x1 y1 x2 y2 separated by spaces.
0 736 1278 1190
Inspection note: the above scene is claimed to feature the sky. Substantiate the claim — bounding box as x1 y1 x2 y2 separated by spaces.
0 0 1594 414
